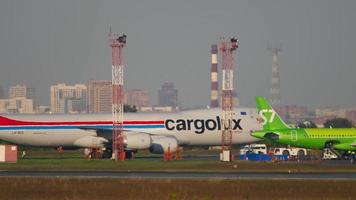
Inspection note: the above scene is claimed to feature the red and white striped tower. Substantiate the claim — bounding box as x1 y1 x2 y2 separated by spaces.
110 32 127 161
219 37 238 160
210 44 219 108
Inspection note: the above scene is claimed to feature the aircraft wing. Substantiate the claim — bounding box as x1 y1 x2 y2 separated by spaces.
78 127 154 149
71 129 152 150
79 126 112 132
79 127 152 137
82 127 183 152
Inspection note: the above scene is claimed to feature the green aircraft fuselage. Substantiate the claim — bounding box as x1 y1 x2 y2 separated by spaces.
252 97 356 151
253 128 356 151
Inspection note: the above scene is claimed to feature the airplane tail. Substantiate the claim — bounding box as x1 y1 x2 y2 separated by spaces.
255 96 290 130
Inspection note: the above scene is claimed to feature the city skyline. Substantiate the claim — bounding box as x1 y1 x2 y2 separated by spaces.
1 82 356 125
0 1 355 108
0 82 179 113
1 80 356 110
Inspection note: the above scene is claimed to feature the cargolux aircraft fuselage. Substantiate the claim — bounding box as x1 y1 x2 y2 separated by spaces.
0 108 262 154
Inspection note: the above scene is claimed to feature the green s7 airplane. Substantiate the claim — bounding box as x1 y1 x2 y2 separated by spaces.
252 96 356 159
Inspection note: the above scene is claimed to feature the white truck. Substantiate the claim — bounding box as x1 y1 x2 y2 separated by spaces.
240 144 267 155
273 147 307 158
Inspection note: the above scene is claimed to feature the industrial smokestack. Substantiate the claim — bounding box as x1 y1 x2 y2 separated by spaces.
210 44 219 108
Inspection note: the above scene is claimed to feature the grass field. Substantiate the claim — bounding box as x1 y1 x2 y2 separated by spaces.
0 149 356 172
0 177 355 200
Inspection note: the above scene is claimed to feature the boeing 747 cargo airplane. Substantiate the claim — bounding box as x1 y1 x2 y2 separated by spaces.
0 108 262 156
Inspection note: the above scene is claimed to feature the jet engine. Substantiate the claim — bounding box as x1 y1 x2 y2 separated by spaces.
124 132 151 149
73 136 108 148
149 135 178 154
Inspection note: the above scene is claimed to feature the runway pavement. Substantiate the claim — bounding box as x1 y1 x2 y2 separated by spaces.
1 171 356 180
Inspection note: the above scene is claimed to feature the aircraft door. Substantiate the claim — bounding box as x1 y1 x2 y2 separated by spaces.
291 130 297 141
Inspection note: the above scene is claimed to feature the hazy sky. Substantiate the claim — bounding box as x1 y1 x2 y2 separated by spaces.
0 0 355 109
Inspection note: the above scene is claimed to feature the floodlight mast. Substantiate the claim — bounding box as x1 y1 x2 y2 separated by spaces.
110 31 126 161
219 37 238 161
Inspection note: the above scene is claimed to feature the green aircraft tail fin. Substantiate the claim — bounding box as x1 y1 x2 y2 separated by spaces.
255 96 290 130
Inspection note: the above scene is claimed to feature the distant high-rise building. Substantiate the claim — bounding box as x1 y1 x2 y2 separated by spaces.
50 83 87 113
0 85 5 99
158 82 178 109
9 84 35 99
9 84 36 107
66 98 87 114
87 80 112 113
125 89 149 109
0 98 34 114
315 107 347 119
346 110 356 125
277 105 308 123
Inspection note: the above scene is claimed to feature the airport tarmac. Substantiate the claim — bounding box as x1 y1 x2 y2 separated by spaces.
1 171 356 180
137 154 353 165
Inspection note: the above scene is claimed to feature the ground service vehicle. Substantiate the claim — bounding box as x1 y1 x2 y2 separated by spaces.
273 147 307 158
240 144 267 155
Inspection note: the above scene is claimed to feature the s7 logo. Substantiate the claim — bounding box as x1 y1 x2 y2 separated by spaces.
258 109 276 125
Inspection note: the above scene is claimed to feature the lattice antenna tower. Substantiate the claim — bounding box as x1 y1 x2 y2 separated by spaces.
110 29 127 161
219 37 238 154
